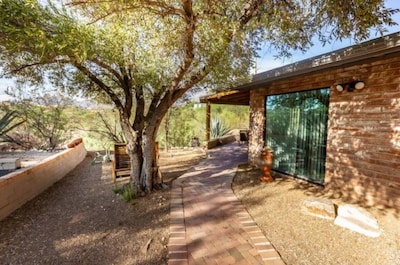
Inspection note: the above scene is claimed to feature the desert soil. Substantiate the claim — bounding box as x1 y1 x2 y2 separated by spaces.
0 148 206 265
1 149 399 265
232 165 400 265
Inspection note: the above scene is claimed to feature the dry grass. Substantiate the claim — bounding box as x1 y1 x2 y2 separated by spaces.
232 165 400 265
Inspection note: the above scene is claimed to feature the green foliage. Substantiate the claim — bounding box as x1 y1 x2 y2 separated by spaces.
0 110 24 138
157 101 249 147
210 117 231 139
77 108 124 151
0 0 397 191
113 183 137 204
2 0 394 100
1 89 72 150
157 102 204 148
211 104 250 130
0 89 121 151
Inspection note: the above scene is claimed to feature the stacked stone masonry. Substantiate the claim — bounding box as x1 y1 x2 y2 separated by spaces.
249 55 400 209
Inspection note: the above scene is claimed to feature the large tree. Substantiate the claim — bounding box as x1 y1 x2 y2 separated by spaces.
0 0 397 192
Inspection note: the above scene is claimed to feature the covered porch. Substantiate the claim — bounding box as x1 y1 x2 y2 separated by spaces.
200 89 251 143
199 32 400 208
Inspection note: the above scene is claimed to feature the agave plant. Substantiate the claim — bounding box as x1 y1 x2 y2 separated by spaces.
210 117 231 139
0 110 24 138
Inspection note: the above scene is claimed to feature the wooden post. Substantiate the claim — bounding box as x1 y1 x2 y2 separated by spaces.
206 101 211 142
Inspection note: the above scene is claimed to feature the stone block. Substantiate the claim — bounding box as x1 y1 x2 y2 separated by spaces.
0 158 21 170
334 204 381 237
301 197 336 220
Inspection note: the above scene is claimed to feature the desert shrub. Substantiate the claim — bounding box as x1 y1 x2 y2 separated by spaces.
210 117 231 139
113 183 137 204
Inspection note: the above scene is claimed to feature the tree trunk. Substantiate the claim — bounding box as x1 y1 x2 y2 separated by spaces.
141 134 155 192
164 110 170 152
119 114 143 193
153 141 162 185
128 145 141 190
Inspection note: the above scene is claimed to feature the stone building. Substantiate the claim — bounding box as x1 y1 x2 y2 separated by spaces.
201 32 400 208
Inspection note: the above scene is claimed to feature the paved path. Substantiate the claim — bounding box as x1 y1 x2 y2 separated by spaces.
168 143 285 265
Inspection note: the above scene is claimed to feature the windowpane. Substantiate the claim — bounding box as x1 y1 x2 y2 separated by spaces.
266 88 330 184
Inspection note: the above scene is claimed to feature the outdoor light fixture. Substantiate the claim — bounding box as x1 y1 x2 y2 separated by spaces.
354 81 365 90
335 84 344 92
335 81 365 92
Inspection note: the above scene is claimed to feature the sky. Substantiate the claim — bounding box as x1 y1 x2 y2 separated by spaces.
256 0 400 72
0 0 400 100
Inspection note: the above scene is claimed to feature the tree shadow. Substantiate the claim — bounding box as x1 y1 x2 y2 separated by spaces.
325 82 400 217
0 152 169 265
170 143 270 264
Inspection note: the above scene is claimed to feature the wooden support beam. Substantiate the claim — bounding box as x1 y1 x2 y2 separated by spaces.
206 101 211 142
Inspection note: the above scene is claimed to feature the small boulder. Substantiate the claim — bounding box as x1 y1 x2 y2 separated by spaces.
334 204 381 238
301 197 336 220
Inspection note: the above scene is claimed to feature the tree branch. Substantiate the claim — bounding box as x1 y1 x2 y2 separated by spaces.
90 58 125 86
6 58 70 75
133 85 145 137
119 66 133 117
68 0 185 23
73 62 125 112
140 0 186 17
239 0 263 28
171 0 196 90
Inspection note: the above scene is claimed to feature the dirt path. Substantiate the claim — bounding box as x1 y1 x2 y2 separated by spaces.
0 152 172 265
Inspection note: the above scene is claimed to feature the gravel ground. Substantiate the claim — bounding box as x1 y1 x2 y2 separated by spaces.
0 149 205 265
2 149 399 265
232 165 400 265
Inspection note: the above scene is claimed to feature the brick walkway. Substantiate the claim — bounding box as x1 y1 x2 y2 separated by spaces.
168 143 285 265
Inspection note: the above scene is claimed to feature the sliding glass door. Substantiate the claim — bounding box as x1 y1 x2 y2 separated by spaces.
265 88 330 184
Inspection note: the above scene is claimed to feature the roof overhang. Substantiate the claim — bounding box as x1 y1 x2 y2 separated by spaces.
200 32 400 106
199 89 250 105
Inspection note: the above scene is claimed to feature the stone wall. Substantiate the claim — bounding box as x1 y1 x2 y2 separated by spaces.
0 140 87 221
207 134 238 149
249 55 400 208
248 89 266 164
326 57 400 208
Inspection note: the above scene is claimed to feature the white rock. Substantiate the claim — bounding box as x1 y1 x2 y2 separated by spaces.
334 204 381 238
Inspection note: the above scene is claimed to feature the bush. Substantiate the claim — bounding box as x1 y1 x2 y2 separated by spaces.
113 183 137 204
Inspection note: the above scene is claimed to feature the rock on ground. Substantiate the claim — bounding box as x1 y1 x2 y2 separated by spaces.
334 204 381 238
301 197 336 220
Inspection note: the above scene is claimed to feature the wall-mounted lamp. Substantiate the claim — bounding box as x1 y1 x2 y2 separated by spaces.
335 81 365 92
335 84 344 92
353 81 365 90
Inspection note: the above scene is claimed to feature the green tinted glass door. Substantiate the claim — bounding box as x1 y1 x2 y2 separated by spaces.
266 89 330 184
